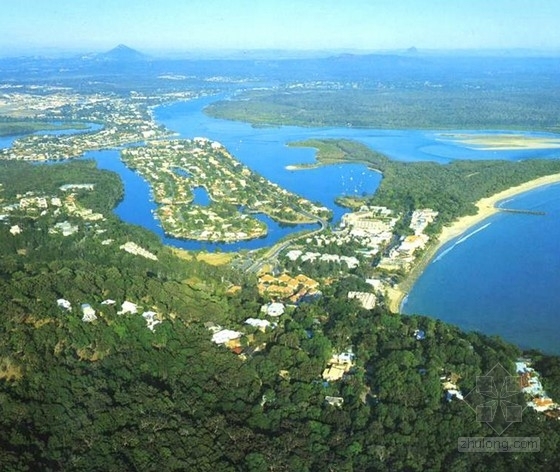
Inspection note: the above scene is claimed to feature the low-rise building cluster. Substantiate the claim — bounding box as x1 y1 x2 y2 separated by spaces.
378 208 438 271
258 272 320 303
120 241 158 260
286 249 360 269
57 297 163 331
517 360 559 414
0 91 170 161
1 187 105 238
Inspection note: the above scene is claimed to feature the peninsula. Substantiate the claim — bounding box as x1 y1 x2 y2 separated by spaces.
122 138 331 242
0 86 193 161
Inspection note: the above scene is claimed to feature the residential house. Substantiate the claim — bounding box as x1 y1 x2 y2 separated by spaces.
81 304 97 323
57 298 72 311
261 302 285 317
118 301 138 315
245 318 274 331
212 329 243 345
325 396 344 407
348 291 376 310
142 311 161 331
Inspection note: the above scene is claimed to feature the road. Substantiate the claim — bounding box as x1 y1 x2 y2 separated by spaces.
245 210 328 274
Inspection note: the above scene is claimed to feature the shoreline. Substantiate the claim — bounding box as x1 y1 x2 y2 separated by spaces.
388 172 560 313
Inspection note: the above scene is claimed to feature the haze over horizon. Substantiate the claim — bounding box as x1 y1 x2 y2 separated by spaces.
2 0 560 57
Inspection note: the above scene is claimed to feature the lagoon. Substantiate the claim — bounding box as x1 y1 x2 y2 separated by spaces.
192 186 211 206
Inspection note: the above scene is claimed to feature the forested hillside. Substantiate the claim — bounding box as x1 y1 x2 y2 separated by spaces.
206 80 560 131
1 160 560 470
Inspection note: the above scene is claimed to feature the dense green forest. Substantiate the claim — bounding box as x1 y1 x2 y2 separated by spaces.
205 87 560 131
0 118 87 137
1 160 560 471
290 139 560 231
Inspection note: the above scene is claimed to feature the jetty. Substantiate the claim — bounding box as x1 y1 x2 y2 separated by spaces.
497 208 545 216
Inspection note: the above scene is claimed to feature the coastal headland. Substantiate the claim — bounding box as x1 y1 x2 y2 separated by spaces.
389 172 560 312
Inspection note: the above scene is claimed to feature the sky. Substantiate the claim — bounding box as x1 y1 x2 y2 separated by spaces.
1 0 560 55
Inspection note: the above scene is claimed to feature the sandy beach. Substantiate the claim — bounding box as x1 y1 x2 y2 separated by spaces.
388 172 560 313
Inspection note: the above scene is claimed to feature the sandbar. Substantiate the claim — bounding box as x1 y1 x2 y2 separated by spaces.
440 133 560 151
388 172 560 313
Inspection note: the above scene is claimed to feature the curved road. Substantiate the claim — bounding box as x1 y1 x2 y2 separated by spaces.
246 209 328 273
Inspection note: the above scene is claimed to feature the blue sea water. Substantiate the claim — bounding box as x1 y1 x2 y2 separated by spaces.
403 184 560 354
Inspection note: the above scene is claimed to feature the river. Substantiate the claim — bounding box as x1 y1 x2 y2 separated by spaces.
3 95 560 353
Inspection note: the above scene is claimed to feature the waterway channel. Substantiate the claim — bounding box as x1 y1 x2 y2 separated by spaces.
3 95 560 352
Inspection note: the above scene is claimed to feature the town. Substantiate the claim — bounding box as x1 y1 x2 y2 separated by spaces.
122 138 331 242
0 86 193 161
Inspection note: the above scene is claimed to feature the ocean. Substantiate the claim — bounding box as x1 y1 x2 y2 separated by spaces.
403 184 560 354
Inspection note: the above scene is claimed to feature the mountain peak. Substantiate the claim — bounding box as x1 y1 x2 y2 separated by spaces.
101 44 146 61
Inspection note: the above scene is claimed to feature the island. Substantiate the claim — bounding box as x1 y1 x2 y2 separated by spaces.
121 138 331 242
0 119 88 137
438 132 560 151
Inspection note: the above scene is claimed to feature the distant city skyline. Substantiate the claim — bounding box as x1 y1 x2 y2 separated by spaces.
2 0 560 56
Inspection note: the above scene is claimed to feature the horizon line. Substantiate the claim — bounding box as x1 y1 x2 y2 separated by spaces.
1 45 560 59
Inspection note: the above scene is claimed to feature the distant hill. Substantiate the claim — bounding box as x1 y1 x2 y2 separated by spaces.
102 44 146 61
85 44 147 62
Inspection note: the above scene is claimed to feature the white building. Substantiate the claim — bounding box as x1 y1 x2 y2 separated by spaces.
261 302 285 317
245 318 273 330
118 301 138 315
142 311 161 331
81 304 97 322
212 329 243 345
285 249 303 261
348 291 377 310
325 396 344 407
365 278 384 292
57 298 72 311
